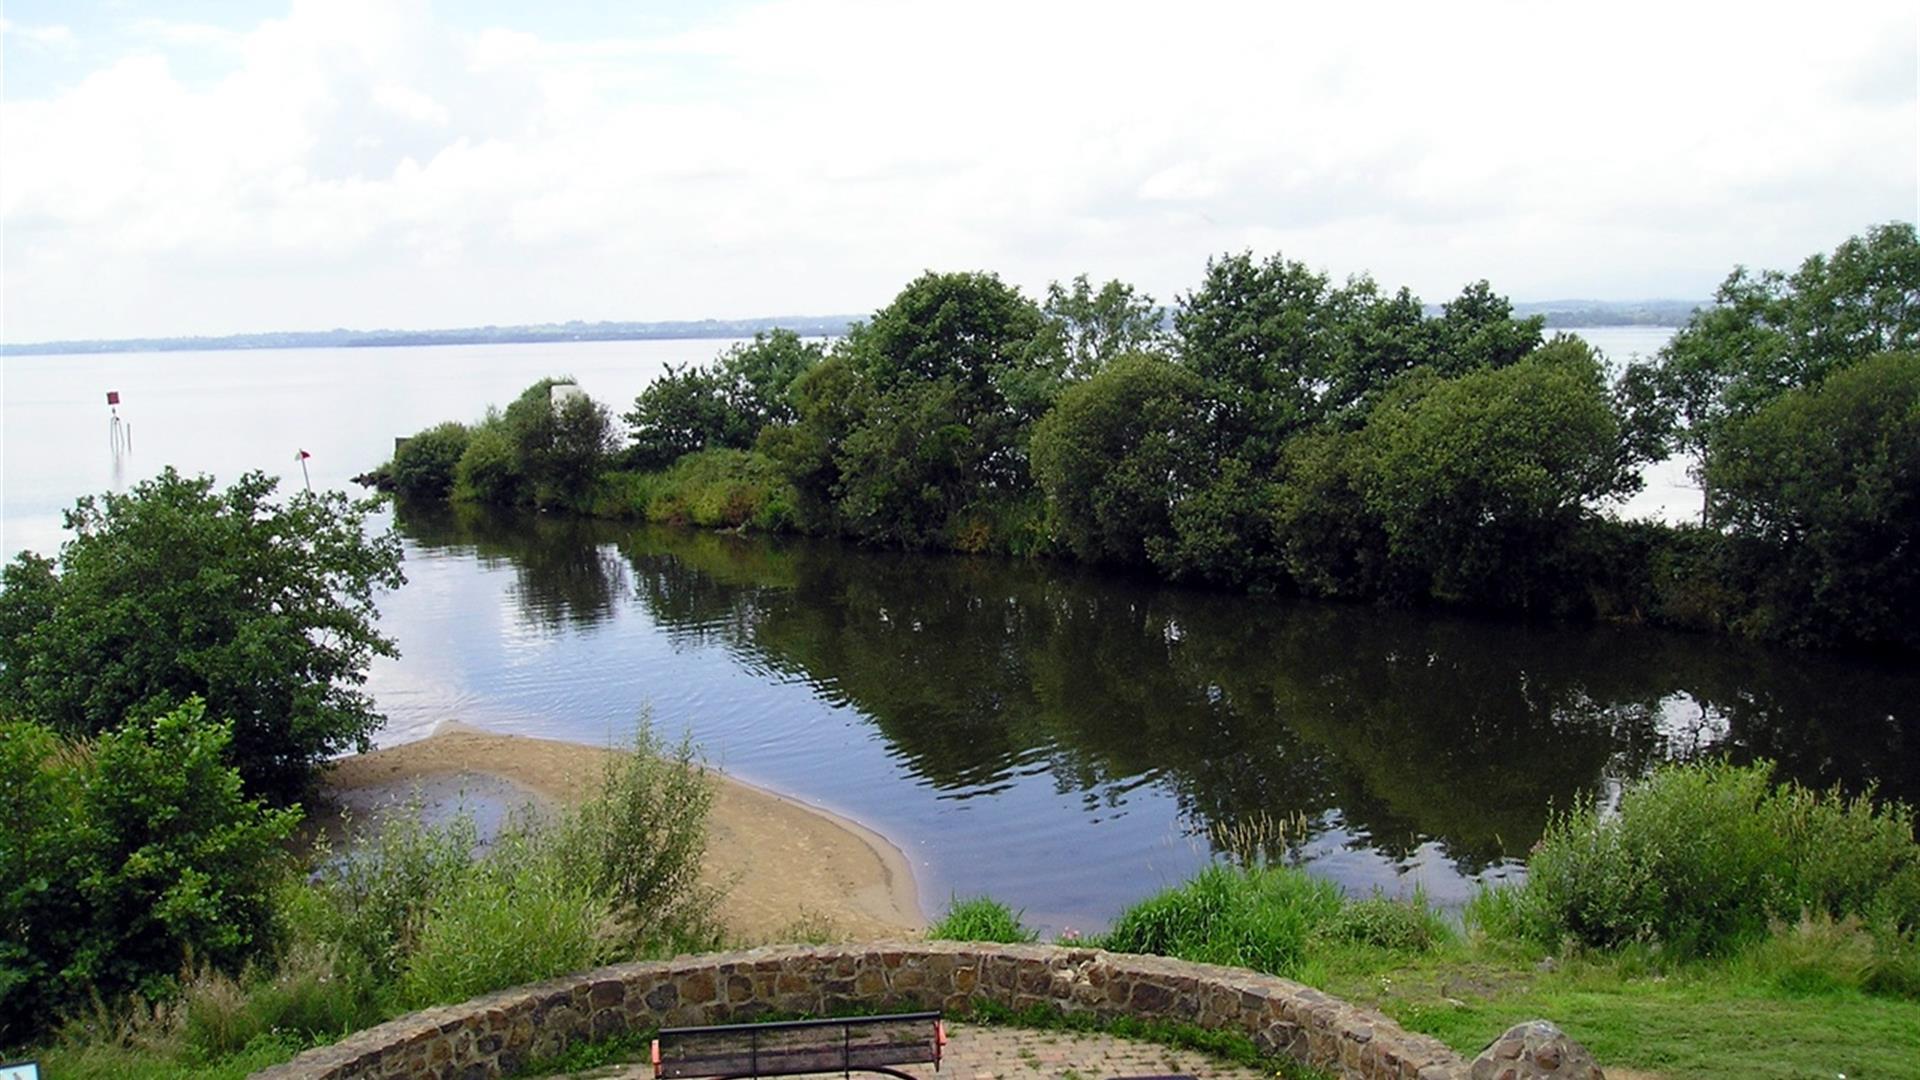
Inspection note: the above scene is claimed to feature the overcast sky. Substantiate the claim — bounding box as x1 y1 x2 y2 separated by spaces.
2 1 1915 343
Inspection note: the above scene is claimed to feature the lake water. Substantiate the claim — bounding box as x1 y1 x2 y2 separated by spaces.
5 332 1912 934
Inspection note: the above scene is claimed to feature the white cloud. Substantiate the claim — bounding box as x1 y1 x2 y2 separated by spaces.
1 0 1915 341
1 19 75 46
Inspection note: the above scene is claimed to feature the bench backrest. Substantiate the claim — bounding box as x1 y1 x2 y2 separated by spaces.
653 1012 945 1080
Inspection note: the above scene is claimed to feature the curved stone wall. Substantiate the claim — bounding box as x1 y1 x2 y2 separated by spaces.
250 941 1473 1080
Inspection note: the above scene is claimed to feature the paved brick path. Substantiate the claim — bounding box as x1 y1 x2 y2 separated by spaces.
553 1021 1275 1080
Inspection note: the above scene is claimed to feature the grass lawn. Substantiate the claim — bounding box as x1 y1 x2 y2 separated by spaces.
1316 949 1920 1080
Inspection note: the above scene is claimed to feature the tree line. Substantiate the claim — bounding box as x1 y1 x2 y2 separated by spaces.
379 224 1920 654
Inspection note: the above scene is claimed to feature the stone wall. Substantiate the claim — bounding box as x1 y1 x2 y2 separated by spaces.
249 941 1474 1080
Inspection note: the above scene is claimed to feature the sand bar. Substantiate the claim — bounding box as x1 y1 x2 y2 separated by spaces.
320 722 924 942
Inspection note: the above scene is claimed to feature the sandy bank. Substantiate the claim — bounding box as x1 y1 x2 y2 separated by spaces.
320 722 923 942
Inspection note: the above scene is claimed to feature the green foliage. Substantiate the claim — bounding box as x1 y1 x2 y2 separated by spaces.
393 826 613 1009
1704 350 1920 650
554 723 721 952
390 421 470 500
505 379 618 509
453 412 519 504
1493 760 1920 957
606 451 800 530
1038 273 1167 382
784 271 1054 547
926 897 1038 944
0 468 404 803
0 706 300 1043
624 364 740 470
1354 340 1632 609
1099 863 1345 976
1312 890 1450 953
1174 254 1541 464
1029 353 1207 564
1148 455 1286 589
294 807 481 984
1269 429 1395 599
1636 221 1920 459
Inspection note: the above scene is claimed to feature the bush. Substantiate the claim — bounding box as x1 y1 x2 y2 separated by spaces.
1099 863 1344 977
1497 760 1920 957
554 723 721 952
927 897 1038 944
0 468 405 804
604 450 800 531
0 706 301 1043
390 421 470 500
453 414 520 504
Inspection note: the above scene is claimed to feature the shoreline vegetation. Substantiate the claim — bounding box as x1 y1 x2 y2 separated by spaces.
371 224 1920 657
4 226 1915 1080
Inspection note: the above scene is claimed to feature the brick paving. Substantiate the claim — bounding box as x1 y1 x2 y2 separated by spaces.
552 1020 1276 1080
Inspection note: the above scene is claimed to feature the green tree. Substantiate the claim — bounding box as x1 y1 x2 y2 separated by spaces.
714 329 824 432
624 332 823 470
0 468 405 803
803 272 1052 545
502 378 618 508
1356 339 1630 608
390 420 471 500
0 703 301 1040
1636 222 1920 462
623 363 735 470
1173 254 1541 463
1029 353 1207 565
1705 350 1920 650
1039 274 1166 381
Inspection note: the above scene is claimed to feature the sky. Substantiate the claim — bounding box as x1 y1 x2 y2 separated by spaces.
1 0 1915 343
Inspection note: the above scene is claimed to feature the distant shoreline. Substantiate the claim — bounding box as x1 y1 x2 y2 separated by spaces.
0 301 1699 357
0 316 863 357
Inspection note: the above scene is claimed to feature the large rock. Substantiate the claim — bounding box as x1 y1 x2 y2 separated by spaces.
1469 1019 1603 1080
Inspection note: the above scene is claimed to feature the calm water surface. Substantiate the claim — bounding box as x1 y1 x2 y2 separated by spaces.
5 334 1912 933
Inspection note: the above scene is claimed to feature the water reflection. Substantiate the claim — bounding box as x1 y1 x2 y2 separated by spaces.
389 505 1920 910
397 500 631 631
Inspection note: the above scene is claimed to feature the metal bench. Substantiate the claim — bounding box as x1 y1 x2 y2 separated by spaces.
652 1012 946 1080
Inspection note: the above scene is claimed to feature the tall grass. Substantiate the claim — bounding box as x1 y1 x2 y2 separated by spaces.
1099 864 1345 976
928 897 1038 943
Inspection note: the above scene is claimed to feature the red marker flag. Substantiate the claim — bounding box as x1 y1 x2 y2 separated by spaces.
296 449 312 461
106 391 120 405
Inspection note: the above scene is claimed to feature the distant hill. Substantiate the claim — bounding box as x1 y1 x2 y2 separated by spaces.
0 315 864 357
1512 299 1703 328
3 298 1706 357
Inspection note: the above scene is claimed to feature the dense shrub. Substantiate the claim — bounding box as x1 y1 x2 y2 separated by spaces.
0 469 404 804
390 421 470 500
0 705 300 1043
927 897 1038 944
1495 760 1920 957
1029 354 1208 565
1705 350 1920 651
453 414 520 504
603 450 799 531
